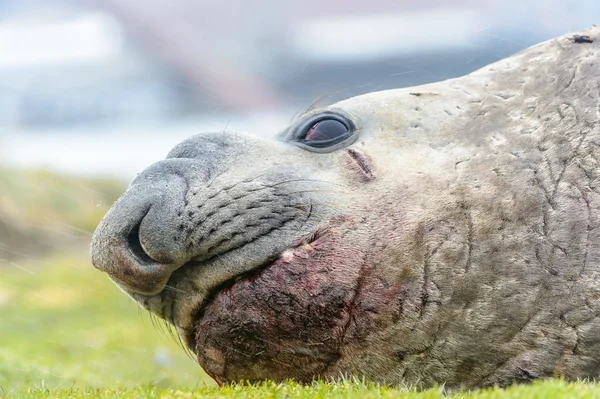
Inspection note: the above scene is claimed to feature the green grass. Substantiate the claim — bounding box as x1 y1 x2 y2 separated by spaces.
9 378 600 399
0 253 209 397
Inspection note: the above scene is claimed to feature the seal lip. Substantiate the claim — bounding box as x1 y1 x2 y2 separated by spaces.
279 109 359 153
179 225 330 353
176 251 289 351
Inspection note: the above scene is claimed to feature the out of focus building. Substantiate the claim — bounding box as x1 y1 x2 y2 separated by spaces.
0 0 597 128
0 6 189 126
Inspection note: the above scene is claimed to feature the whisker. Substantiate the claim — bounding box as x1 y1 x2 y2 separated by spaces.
201 176 349 199
293 90 350 122
289 203 350 208
283 211 333 217
167 322 192 357
148 311 160 332
284 210 340 217
282 188 353 196
142 299 196 359
163 285 188 294
208 172 269 190
264 178 346 189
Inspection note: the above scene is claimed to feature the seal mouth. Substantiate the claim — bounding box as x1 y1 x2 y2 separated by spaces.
174 226 329 352
188 220 368 384
179 256 278 350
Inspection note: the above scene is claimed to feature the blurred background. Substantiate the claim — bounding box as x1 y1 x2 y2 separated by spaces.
0 0 598 393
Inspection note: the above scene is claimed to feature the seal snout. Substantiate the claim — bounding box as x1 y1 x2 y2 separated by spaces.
125 215 156 265
90 134 314 297
91 204 183 296
91 162 193 296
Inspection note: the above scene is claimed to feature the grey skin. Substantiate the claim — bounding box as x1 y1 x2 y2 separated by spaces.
92 27 600 389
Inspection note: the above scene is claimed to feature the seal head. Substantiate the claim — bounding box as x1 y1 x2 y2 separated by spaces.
92 27 600 389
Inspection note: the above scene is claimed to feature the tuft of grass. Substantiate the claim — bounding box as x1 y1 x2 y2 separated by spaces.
9 379 600 399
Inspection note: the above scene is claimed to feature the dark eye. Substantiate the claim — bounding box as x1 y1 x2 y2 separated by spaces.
300 119 352 149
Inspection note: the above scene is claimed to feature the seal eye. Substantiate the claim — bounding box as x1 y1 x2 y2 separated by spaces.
283 111 356 152
301 119 352 149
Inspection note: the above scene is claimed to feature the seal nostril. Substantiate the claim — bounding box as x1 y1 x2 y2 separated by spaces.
127 221 156 264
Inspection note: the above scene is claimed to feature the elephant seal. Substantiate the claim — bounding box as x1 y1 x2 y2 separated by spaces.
91 27 600 389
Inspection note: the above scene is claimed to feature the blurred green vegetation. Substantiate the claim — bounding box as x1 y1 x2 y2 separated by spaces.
0 253 211 395
0 167 124 234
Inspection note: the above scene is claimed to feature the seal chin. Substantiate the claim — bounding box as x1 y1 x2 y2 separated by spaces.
172 227 329 351
184 224 366 384
174 251 284 350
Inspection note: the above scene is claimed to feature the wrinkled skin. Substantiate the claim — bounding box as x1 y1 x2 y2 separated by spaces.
91 28 600 389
